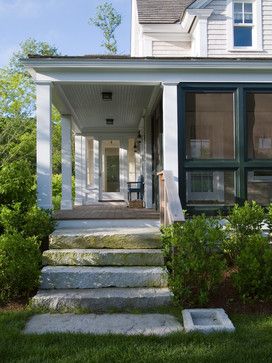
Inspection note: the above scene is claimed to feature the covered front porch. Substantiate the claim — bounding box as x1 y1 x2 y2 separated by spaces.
31 59 179 213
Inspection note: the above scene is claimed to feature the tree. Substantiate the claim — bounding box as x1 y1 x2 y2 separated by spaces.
0 38 61 172
89 2 121 54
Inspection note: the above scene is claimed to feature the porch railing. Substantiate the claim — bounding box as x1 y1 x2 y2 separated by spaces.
158 170 185 226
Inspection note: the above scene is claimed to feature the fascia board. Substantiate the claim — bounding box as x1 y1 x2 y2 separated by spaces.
22 59 272 72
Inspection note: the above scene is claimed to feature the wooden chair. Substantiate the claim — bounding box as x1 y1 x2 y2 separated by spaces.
127 175 144 201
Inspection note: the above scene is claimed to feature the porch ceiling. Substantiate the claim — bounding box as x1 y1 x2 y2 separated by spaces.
56 83 156 134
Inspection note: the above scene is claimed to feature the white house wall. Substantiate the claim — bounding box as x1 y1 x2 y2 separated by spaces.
132 0 272 58
152 40 191 57
206 0 272 57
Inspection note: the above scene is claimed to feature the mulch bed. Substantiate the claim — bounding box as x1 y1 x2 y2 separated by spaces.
207 272 272 315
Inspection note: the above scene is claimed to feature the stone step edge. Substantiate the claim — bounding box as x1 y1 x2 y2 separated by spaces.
40 266 168 289
42 249 164 267
31 288 173 311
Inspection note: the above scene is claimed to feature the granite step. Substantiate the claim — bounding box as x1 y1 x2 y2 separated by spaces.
31 287 173 312
40 266 168 289
43 249 164 267
49 227 161 250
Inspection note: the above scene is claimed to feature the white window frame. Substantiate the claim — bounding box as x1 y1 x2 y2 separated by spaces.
187 171 225 203
227 0 263 52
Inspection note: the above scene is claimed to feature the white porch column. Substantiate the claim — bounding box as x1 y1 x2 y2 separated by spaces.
75 135 87 206
36 82 52 209
61 115 72 210
162 82 179 189
120 138 128 200
81 135 87 201
144 117 153 208
92 138 100 202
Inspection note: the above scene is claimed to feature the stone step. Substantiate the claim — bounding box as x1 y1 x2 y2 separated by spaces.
50 227 161 250
43 249 164 267
31 288 173 312
40 266 168 289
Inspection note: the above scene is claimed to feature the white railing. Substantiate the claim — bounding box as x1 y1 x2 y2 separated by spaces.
158 170 185 226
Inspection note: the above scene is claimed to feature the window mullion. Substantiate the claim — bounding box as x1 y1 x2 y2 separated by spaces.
236 87 247 204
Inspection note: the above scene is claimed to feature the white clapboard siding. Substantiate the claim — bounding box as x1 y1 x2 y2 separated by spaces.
206 0 272 57
152 41 191 57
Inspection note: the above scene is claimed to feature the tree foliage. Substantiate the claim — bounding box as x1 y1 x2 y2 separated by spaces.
89 2 121 54
0 38 61 172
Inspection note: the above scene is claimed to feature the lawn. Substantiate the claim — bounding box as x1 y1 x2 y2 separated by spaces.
1 309 272 363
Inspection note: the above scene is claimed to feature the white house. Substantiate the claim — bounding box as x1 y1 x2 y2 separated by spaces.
23 0 272 215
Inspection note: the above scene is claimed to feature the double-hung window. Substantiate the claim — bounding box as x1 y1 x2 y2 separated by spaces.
233 2 253 47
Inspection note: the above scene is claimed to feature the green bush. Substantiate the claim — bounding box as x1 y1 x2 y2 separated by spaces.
0 233 41 303
227 201 265 236
0 160 35 207
163 216 226 307
267 204 272 236
233 234 272 300
0 204 55 243
225 201 265 263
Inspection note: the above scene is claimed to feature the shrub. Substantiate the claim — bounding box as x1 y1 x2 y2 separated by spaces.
0 233 41 303
23 205 55 242
163 216 226 307
0 160 35 207
267 204 272 237
0 204 55 244
233 234 272 300
224 201 265 263
227 201 265 236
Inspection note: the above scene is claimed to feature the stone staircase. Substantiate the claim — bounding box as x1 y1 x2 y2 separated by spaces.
32 222 172 312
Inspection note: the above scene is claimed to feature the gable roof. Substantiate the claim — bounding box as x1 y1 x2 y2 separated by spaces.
136 0 196 24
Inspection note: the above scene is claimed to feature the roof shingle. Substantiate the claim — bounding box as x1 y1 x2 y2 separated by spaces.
136 0 196 24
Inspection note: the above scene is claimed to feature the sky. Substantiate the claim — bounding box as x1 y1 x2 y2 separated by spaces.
0 0 131 67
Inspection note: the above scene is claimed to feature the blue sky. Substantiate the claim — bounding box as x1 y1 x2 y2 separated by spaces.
0 0 131 67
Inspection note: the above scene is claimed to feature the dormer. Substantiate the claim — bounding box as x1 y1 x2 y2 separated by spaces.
131 0 271 58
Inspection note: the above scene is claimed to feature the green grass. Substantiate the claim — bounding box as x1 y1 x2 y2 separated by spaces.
1 310 272 363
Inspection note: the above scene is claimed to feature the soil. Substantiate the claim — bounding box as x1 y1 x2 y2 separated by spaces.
207 271 272 315
0 297 28 312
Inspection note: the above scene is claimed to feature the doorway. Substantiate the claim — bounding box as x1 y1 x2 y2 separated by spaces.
100 140 123 201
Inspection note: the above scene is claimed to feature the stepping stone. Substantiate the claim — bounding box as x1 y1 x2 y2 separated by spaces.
24 313 183 336
40 266 168 289
31 287 173 312
50 228 161 250
182 309 235 333
43 249 164 266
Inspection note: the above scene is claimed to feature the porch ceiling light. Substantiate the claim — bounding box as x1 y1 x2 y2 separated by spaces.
106 118 114 125
102 92 112 101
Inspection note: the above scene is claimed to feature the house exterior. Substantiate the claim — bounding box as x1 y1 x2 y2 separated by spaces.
23 0 272 215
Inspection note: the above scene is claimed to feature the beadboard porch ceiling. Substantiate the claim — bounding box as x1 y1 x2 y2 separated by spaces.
53 83 157 134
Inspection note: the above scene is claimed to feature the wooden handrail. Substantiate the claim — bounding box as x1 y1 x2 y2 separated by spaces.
157 170 185 226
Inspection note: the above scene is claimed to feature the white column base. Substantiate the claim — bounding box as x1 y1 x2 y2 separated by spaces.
61 200 73 210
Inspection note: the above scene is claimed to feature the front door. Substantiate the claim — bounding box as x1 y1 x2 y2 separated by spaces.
100 140 123 201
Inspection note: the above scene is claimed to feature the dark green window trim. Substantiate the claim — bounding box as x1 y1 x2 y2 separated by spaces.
178 83 272 214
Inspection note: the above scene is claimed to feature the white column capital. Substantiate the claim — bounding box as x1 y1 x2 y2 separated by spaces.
162 82 179 87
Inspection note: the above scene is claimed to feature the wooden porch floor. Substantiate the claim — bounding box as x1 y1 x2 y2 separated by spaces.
54 202 159 220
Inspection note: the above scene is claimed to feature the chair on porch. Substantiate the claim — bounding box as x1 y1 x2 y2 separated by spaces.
127 175 144 201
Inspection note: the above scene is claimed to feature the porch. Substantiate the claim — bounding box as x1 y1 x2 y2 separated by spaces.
54 202 160 220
